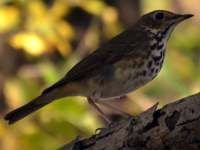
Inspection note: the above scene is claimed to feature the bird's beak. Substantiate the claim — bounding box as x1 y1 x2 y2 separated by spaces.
173 14 194 23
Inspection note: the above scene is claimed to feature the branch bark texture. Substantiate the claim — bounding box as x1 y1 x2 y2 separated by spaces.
58 92 200 150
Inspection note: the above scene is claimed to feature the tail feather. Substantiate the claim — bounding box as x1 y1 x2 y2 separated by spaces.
4 95 52 125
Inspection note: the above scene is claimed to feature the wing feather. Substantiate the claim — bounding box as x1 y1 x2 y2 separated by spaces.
42 29 149 94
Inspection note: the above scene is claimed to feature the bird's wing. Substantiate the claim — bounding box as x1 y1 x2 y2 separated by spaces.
42 29 149 94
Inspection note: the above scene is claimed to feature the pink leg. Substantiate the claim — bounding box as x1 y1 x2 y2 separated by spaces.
87 98 112 124
91 96 132 119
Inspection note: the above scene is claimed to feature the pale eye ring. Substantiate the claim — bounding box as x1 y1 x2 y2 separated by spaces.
155 13 164 20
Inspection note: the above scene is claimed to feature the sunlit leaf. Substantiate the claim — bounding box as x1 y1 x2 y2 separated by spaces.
57 40 72 56
80 0 107 15
9 32 46 55
50 0 69 18
0 5 20 33
54 20 75 40
101 7 118 23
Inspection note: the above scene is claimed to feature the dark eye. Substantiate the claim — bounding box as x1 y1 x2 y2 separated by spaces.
155 13 164 20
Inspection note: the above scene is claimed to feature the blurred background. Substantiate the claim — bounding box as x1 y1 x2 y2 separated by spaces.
0 0 199 149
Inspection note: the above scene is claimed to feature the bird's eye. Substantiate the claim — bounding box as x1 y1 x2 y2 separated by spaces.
155 13 164 20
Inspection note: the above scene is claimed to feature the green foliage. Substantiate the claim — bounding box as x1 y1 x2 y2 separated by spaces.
1 0 199 150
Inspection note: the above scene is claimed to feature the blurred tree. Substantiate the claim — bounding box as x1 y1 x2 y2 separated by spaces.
0 0 199 150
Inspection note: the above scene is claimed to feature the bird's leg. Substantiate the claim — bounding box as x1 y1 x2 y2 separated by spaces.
87 98 112 124
91 96 132 119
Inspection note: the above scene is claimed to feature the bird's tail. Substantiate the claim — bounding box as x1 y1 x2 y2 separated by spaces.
4 95 53 125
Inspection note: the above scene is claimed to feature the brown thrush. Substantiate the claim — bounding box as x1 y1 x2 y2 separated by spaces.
4 10 193 125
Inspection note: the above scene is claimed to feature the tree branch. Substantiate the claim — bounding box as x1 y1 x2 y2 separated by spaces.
58 92 200 150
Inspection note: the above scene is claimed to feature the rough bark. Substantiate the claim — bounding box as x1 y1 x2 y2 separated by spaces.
58 92 200 150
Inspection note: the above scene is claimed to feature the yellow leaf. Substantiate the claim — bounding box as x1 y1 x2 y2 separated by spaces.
102 7 118 23
10 32 46 56
50 0 69 18
55 20 74 40
80 0 107 15
57 40 72 56
0 6 20 33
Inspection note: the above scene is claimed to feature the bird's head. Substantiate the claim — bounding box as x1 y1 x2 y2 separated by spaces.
136 10 193 36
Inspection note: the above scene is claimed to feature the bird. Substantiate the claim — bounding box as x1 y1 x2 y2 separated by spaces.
4 10 193 125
